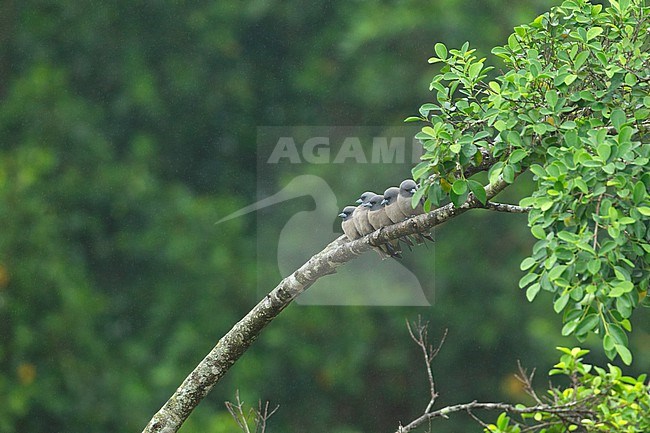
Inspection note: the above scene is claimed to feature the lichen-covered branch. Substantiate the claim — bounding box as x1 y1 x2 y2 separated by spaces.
482 201 531 213
141 177 510 433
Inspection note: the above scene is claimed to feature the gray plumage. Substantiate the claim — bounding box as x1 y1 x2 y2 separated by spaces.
382 186 420 247
353 196 375 236
367 194 394 230
391 183 434 244
356 191 376 205
353 205 372 235
382 186 408 223
338 206 361 240
365 194 402 257
397 179 424 217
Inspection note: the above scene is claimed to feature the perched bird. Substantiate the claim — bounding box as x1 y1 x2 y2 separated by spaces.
366 194 402 256
382 186 408 223
397 179 425 217
353 195 375 236
391 182 434 244
366 194 394 230
382 187 421 246
338 206 361 241
356 191 377 205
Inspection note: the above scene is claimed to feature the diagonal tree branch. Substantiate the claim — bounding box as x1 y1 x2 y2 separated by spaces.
141 177 511 433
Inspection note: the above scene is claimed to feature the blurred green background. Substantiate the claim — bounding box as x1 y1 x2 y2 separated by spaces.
1 1 648 432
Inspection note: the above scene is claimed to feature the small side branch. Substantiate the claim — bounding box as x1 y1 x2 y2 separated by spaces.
483 201 531 213
406 317 447 414
225 391 279 433
396 400 595 433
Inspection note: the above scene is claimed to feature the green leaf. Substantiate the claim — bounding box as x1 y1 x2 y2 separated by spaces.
545 89 558 108
404 116 422 123
488 161 504 184
520 257 536 271
586 27 603 41
449 189 468 208
548 265 567 281
502 164 515 183
434 43 448 60
411 161 430 181
564 74 578 85
531 225 546 240
509 149 527 163
452 179 468 195
615 344 632 365
422 126 436 137
587 259 601 275
574 50 590 69
609 281 634 297
526 283 541 302
575 314 599 336
488 81 500 93
632 181 647 205
603 334 615 351
467 179 487 205
637 207 650 216
554 293 570 313
611 108 626 131
561 320 578 336
608 324 628 346
624 72 638 86
529 164 546 178
519 272 538 288
469 62 483 80
596 143 611 161
537 197 553 211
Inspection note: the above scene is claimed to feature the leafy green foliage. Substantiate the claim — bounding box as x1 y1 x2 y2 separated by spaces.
486 347 650 432
412 0 649 363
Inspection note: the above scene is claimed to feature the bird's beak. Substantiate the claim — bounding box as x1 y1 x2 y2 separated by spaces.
355 198 363 204
409 188 417 194
381 199 388 206
362 202 372 208
338 212 346 218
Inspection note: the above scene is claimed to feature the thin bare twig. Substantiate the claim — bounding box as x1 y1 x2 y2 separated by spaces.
225 391 252 433
515 361 543 405
466 409 490 429
225 391 279 433
255 400 280 433
406 317 447 414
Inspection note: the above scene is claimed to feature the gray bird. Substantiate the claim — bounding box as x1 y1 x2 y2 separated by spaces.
391 182 434 244
356 191 376 205
397 179 425 217
382 186 408 223
338 206 361 241
367 194 395 229
382 187 420 247
365 194 402 257
353 196 375 236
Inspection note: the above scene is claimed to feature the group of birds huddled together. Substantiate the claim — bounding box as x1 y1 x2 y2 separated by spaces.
338 179 432 258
